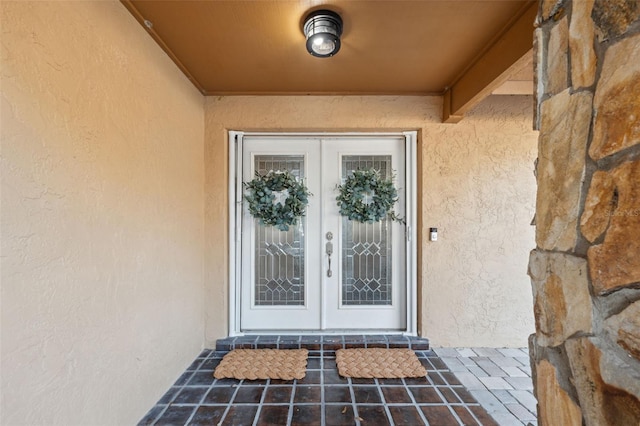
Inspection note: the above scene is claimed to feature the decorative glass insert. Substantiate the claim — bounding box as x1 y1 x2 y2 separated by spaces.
254 155 305 306
341 156 393 305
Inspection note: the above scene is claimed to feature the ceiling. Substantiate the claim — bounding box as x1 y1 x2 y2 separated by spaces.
121 0 536 120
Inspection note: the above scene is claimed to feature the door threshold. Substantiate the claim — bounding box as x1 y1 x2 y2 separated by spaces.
233 330 413 336
215 334 430 352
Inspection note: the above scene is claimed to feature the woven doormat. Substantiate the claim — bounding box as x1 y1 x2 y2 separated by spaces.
336 348 427 378
213 349 308 380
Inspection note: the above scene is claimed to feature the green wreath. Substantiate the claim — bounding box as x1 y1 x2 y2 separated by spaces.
244 170 311 231
336 168 403 223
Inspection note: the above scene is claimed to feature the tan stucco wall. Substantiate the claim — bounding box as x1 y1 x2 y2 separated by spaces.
204 95 537 348
1 1 205 425
423 97 538 346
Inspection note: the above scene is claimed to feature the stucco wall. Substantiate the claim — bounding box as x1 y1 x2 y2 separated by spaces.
1 2 204 425
204 95 536 348
423 97 538 346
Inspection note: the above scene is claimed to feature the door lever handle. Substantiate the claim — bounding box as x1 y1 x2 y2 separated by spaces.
326 241 333 277
326 232 333 277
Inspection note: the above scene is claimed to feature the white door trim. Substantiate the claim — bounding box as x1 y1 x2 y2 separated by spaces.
228 131 418 336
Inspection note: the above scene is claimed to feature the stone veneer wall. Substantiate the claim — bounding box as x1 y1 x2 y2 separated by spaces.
530 0 640 424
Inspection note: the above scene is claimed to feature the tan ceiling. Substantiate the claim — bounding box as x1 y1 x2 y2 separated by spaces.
122 0 535 101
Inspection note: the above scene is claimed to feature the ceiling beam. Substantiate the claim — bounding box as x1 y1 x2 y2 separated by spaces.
492 79 534 95
442 1 537 123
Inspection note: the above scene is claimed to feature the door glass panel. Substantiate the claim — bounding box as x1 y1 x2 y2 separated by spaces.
254 155 305 306
341 155 393 306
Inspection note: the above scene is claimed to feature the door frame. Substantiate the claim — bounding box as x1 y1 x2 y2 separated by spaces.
228 131 418 336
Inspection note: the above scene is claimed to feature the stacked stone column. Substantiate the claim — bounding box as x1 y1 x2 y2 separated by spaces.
530 0 640 424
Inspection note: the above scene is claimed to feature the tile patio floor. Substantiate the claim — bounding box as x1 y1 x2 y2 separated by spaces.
433 348 536 426
139 336 537 426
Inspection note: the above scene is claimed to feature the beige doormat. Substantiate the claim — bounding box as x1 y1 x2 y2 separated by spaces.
213 349 308 380
336 348 427 378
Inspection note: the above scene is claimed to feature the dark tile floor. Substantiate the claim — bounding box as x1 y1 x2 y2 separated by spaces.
139 336 499 426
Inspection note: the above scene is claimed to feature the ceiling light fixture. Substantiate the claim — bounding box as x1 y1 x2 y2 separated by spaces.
303 10 343 58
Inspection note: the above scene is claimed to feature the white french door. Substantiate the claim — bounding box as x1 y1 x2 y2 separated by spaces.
236 134 412 332
240 138 322 330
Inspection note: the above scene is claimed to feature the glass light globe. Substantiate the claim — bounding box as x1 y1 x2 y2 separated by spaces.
310 36 336 56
